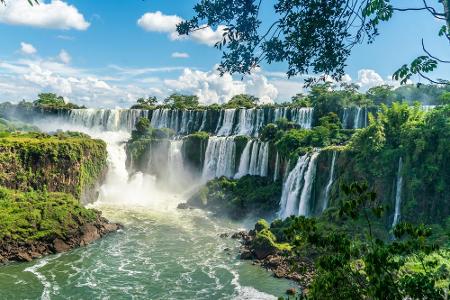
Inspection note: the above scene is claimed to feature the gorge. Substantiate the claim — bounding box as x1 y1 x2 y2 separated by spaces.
0 97 449 299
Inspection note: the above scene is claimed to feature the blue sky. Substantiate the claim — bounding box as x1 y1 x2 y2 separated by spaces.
0 0 448 107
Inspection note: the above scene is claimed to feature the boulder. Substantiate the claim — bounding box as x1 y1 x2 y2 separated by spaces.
251 230 278 259
240 250 253 260
80 224 101 246
53 238 71 253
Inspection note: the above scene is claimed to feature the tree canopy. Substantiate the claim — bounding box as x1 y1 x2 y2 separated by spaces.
178 0 449 85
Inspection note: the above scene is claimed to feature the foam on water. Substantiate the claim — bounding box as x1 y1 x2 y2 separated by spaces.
0 117 296 299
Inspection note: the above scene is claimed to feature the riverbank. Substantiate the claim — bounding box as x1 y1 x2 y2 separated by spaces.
0 187 121 264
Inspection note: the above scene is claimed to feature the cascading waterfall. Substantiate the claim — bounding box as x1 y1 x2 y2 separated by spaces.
392 157 404 228
202 136 236 180
68 109 148 131
298 152 319 216
167 140 184 185
216 109 237 136
291 108 314 129
273 152 280 182
278 152 319 219
278 155 310 219
354 107 362 129
64 107 318 137
342 107 368 129
322 151 337 212
235 140 269 178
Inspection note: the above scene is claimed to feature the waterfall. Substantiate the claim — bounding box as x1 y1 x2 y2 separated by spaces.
235 140 253 179
278 152 319 219
278 155 310 219
354 107 363 129
273 152 280 181
202 136 236 180
298 152 319 216
235 109 255 136
216 109 236 136
292 108 314 129
199 110 207 131
235 140 269 178
322 151 337 212
64 107 317 137
68 109 148 131
167 140 184 184
392 157 403 228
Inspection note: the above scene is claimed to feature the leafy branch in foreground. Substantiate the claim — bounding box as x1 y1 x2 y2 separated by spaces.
179 0 449 85
284 182 448 299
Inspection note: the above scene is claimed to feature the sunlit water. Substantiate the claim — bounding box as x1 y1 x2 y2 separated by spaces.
0 205 296 299
0 121 297 299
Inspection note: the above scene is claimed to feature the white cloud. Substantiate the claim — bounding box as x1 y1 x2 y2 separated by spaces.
20 42 37 55
137 11 224 46
164 67 278 104
0 0 90 30
58 49 71 64
172 52 190 59
356 69 385 89
137 11 182 33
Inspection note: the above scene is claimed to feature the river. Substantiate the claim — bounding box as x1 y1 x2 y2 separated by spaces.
0 125 297 300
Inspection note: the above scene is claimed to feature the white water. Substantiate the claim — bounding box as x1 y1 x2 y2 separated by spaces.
298 153 319 216
278 153 319 219
235 140 269 179
273 152 280 182
278 155 310 219
20 118 296 299
216 109 236 136
202 136 236 180
322 151 337 212
392 157 404 228
68 109 148 131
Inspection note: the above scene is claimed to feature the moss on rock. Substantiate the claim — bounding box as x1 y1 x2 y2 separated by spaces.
0 132 107 203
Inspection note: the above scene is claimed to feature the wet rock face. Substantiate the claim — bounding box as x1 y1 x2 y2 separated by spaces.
0 218 122 264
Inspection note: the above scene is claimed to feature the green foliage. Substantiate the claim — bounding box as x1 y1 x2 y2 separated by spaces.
164 94 199 109
0 186 99 242
179 0 449 84
33 93 82 109
291 93 312 107
282 182 448 299
187 176 282 219
0 131 107 200
131 96 158 109
223 94 259 109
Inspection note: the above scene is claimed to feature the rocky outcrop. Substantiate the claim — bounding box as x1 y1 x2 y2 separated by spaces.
0 133 108 203
234 225 315 290
0 216 121 264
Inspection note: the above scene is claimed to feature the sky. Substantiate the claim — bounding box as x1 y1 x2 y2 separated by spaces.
0 0 448 108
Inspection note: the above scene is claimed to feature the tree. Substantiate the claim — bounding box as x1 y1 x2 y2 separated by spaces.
291 93 312 107
224 94 259 108
367 85 397 106
164 94 199 109
285 182 447 299
178 0 449 85
34 93 65 107
132 96 158 109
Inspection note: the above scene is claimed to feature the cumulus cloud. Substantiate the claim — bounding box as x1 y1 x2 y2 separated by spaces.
58 49 71 64
20 42 37 55
164 67 278 104
0 0 90 30
172 52 190 59
356 69 385 89
137 11 224 46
